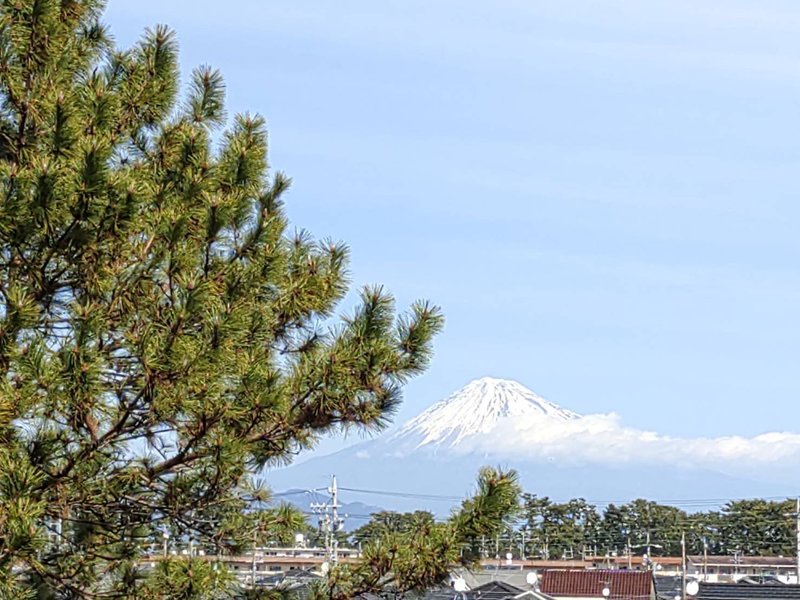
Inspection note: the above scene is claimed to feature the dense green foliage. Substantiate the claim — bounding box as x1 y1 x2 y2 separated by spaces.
0 1 458 597
474 495 797 560
350 511 436 548
352 495 798 564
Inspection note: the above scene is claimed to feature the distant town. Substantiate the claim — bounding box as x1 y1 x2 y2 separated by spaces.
135 474 800 598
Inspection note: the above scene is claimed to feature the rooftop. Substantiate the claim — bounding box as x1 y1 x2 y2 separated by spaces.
467 581 526 600
697 582 800 600
540 570 654 600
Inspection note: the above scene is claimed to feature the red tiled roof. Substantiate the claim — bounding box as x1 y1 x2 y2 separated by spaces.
540 570 654 600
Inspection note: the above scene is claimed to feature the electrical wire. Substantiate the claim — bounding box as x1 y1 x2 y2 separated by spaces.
338 486 463 502
276 482 800 549
330 485 800 509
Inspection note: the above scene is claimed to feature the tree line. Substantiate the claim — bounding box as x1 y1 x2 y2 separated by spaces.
350 495 799 559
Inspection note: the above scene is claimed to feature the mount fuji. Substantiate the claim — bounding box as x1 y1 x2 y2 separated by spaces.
382 377 578 455
266 377 800 512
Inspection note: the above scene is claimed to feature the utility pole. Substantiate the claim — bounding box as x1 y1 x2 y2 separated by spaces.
330 475 341 565
311 475 345 566
703 537 708 581
681 532 687 600
796 498 800 585
627 537 632 570
251 529 257 587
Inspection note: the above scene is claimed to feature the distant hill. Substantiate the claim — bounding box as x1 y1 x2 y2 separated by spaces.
272 489 385 531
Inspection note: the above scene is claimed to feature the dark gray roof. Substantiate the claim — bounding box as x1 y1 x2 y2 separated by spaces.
360 585 462 600
283 568 323 580
410 580 526 600
697 583 800 600
513 591 557 600
738 577 787 586
655 575 683 600
412 588 459 600
466 581 525 600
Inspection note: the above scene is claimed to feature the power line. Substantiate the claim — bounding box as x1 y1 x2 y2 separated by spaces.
286 482 800 508
280 481 800 549
273 480 800 563
338 486 463 502
273 488 327 498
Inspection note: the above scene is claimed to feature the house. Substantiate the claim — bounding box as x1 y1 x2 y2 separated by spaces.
687 556 799 583
379 581 526 600
653 575 683 600
465 581 526 600
258 567 322 587
695 582 800 600
540 570 656 600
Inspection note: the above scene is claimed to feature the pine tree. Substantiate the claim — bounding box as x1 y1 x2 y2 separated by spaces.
0 1 454 597
324 467 521 600
350 511 436 547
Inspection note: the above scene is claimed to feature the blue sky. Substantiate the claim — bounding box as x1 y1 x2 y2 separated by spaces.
106 1 800 447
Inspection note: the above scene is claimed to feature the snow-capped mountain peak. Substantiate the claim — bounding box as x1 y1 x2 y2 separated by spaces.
270 376 800 509
385 377 579 452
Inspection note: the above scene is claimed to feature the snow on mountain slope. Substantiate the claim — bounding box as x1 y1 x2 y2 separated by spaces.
303 376 800 477
267 376 800 509
375 377 579 455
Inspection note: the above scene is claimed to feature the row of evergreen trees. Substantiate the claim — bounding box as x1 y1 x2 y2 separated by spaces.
350 496 799 559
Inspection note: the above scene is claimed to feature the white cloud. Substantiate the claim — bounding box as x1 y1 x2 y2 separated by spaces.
447 413 800 478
